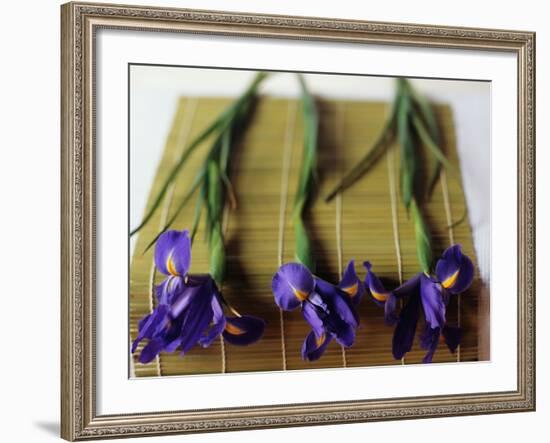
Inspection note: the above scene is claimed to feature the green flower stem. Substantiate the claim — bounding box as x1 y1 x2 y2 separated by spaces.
131 71 268 237
410 197 432 273
141 72 268 288
292 75 319 272
325 77 454 272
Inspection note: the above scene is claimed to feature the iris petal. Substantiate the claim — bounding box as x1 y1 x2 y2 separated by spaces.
222 315 266 345
335 323 355 348
170 275 213 318
154 230 191 277
139 337 165 364
170 287 196 318
393 273 422 298
315 278 359 329
156 276 185 305
435 244 474 294
442 325 461 353
339 260 365 305
384 292 399 326
176 279 215 355
199 295 226 348
420 274 446 329
132 304 170 354
302 298 325 337
163 317 185 352
363 261 390 306
272 262 315 311
420 326 441 363
301 330 333 361
392 293 420 360
450 255 474 294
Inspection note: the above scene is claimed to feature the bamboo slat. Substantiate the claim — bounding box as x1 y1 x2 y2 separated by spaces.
130 96 485 377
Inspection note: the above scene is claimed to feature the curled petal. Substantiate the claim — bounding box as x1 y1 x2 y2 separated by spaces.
301 330 333 361
163 315 185 352
169 274 215 318
393 273 422 298
335 323 355 348
139 338 165 364
302 297 325 337
392 293 420 360
222 315 266 345
363 261 390 306
442 325 461 354
420 326 441 364
384 292 399 326
161 277 215 355
199 295 226 348
271 262 315 311
338 260 365 305
420 274 446 329
332 289 360 330
156 276 185 305
177 288 215 355
132 304 170 354
315 278 359 329
154 230 191 277
435 244 474 294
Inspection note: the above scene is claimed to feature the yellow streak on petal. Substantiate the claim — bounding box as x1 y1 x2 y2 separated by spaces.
342 282 358 297
442 269 460 289
292 287 309 301
166 251 179 276
371 291 389 302
225 322 245 335
316 333 326 348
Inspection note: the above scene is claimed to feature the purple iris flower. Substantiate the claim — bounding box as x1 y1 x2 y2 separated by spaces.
271 260 363 361
132 230 265 364
364 244 474 363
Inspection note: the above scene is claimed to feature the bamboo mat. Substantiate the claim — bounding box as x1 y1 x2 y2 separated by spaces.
130 96 486 377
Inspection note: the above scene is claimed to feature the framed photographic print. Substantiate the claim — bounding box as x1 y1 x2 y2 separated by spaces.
61 1 536 440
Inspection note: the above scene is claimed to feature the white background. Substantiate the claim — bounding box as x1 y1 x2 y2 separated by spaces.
0 0 546 442
105 32 514 414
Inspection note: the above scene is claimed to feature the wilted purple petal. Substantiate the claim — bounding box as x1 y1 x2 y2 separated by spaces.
435 244 474 294
315 278 359 329
170 286 198 318
420 326 441 364
301 330 333 361
137 313 152 333
442 325 461 353
303 285 358 352
154 230 191 277
222 315 266 345
132 304 170 353
156 276 185 305
334 323 355 348
199 295 226 348
393 273 422 298
385 274 421 326
176 279 215 355
420 274 446 329
139 337 165 364
392 293 420 360
450 256 474 294
338 260 365 305
384 292 399 326
164 318 184 352
272 262 314 310
363 261 390 306
302 297 325 337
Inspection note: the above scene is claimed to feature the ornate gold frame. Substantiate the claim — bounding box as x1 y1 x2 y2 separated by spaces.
60 2 536 440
